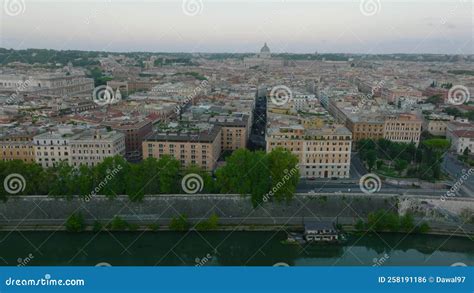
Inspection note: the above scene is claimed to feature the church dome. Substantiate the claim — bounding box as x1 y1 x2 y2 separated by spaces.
260 42 270 53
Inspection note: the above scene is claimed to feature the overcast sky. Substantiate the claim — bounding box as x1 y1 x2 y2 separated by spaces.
0 0 472 54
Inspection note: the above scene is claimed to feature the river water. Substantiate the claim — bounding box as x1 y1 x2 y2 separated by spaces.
0 231 472 266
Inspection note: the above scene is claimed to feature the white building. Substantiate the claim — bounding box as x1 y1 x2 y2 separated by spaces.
33 127 125 168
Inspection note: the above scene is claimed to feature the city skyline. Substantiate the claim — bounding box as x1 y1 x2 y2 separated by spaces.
1 0 472 54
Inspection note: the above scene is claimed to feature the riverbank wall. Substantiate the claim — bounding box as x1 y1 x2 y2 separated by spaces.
0 193 472 235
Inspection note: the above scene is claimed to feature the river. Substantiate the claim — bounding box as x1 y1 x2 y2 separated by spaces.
0 231 472 266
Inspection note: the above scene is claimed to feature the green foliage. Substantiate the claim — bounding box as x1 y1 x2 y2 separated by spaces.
355 219 365 231
65 213 85 232
1 148 299 207
400 214 415 232
216 148 299 206
169 214 190 231
367 210 400 232
417 222 431 233
196 213 219 231
92 221 103 232
109 216 129 231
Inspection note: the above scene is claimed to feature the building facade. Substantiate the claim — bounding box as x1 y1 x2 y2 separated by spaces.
143 125 222 171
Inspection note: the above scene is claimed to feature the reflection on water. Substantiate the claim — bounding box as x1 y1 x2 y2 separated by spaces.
0 231 472 266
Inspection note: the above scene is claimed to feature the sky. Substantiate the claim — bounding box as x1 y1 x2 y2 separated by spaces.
0 0 472 54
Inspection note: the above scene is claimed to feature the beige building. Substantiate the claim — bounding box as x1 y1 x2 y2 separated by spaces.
0 134 35 163
345 116 384 142
69 130 126 167
422 114 453 136
143 125 222 171
383 114 422 146
209 114 250 151
33 127 125 168
267 124 352 179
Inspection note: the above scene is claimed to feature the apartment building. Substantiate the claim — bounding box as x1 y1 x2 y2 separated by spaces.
266 124 352 179
143 125 222 171
209 114 250 151
102 120 153 162
69 130 125 167
0 73 94 98
345 116 384 142
0 134 35 163
383 114 422 146
447 121 474 154
422 114 453 136
33 127 125 168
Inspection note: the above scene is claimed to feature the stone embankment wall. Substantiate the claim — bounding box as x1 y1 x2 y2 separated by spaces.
0 193 472 232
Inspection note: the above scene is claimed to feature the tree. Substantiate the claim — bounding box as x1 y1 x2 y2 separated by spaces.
65 213 85 232
156 155 181 194
94 156 129 199
196 213 219 231
216 149 270 206
109 216 128 230
420 139 450 180
400 214 415 232
267 148 300 203
394 159 408 175
182 164 215 194
366 150 377 171
169 214 189 231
